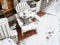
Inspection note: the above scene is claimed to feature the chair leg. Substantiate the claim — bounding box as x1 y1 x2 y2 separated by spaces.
16 22 22 44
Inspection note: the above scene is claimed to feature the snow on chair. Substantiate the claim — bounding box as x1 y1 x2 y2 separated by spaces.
0 18 17 43
15 9 42 45
15 2 33 35
15 2 41 44
29 0 42 13
15 2 31 13
15 0 42 14
15 10 41 39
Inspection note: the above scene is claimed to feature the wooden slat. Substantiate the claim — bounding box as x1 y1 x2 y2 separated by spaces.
23 29 37 39
37 11 45 17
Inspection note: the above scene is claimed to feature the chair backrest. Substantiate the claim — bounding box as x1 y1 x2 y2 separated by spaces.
15 2 31 13
35 0 42 13
30 0 42 13
0 18 10 39
15 0 42 14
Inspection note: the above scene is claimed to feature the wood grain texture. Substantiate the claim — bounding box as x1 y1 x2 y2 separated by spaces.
37 11 45 17
23 29 37 39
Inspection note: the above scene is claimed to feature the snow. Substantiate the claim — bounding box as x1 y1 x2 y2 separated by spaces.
44 0 60 16
0 38 16 45
20 14 59 45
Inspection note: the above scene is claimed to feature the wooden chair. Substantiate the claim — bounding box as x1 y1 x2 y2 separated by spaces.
15 1 42 44
0 18 17 43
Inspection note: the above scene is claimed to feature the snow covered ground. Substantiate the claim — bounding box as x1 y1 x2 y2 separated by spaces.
20 14 59 45
19 1 60 45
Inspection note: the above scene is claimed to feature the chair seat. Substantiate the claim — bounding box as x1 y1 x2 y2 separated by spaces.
21 22 37 33
9 29 17 37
